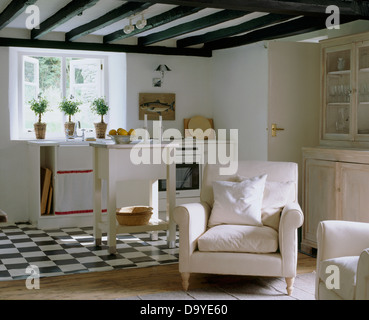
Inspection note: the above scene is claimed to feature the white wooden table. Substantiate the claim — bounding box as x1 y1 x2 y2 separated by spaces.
91 141 177 254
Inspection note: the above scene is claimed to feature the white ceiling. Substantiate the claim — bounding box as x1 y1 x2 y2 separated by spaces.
0 0 355 53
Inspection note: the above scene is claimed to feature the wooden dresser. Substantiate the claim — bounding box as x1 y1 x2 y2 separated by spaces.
302 147 369 252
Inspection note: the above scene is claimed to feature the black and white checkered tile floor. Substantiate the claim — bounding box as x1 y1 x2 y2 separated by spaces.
0 223 179 281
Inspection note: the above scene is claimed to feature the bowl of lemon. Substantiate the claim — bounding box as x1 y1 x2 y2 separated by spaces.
108 128 136 144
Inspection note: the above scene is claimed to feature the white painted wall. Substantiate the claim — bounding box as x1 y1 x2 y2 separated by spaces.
125 53 213 137
107 53 127 131
0 47 31 222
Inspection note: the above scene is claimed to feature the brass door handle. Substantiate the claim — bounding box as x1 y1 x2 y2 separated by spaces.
271 123 285 137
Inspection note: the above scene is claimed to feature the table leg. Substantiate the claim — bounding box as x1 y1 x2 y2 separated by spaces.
107 174 117 255
149 179 159 241
167 160 176 248
93 149 102 246
149 231 159 241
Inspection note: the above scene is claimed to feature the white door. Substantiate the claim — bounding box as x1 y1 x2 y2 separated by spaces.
268 41 321 202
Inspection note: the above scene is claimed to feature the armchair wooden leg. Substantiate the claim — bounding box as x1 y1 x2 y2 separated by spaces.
285 277 295 296
181 272 190 291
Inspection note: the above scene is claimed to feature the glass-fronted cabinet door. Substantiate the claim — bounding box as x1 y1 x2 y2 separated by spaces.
322 44 353 140
356 41 369 139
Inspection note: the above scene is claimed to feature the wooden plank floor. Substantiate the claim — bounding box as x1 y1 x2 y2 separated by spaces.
0 253 316 300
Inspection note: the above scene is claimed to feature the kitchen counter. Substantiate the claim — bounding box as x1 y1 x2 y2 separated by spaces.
28 139 99 146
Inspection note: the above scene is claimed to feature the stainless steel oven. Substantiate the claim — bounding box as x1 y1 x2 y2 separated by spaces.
158 146 201 199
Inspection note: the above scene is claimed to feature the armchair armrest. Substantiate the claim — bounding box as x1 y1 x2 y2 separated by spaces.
356 249 369 300
317 220 369 262
173 202 211 271
279 202 304 276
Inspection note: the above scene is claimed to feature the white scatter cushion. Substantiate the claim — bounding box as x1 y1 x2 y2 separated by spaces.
261 181 295 230
208 174 267 227
198 224 279 253
236 175 295 230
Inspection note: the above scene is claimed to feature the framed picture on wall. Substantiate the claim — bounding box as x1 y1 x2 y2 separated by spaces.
139 93 175 120
152 78 162 87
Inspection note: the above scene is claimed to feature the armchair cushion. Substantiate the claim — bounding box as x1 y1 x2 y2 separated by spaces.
318 256 359 300
198 224 278 253
236 176 296 231
208 174 267 227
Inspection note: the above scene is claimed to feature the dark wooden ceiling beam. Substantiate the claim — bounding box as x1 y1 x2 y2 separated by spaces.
204 15 358 51
177 13 292 48
138 9 249 46
205 16 326 51
0 36 212 57
66 2 153 42
122 0 368 18
0 0 37 30
31 0 100 40
104 5 203 43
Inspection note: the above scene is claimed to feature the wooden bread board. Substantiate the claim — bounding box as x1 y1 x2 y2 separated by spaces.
184 116 215 139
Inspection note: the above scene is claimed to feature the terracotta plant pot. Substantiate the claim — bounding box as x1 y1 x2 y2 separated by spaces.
34 122 46 139
94 122 107 139
64 121 75 136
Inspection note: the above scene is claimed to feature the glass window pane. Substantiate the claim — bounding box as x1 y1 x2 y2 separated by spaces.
24 61 35 83
20 54 105 138
23 56 63 136
68 58 104 130
35 57 63 135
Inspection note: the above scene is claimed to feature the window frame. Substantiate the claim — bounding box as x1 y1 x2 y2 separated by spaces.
17 49 108 140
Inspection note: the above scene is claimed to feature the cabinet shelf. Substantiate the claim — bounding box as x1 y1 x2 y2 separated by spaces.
326 103 350 106
116 219 169 234
327 70 351 75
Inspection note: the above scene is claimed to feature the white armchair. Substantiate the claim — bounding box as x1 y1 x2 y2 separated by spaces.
316 220 369 300
173 161 304 295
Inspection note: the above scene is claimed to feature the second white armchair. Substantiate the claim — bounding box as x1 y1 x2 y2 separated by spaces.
316 220 369 300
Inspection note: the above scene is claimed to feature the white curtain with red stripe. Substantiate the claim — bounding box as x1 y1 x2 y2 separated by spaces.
55 169 94 215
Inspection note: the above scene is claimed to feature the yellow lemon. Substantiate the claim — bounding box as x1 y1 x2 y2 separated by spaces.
117 128 128 136
109 129 117 135
128 129 136 136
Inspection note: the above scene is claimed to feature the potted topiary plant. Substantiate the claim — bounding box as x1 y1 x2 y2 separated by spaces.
58 95 81 136
91 97 109 139
29 94 49 139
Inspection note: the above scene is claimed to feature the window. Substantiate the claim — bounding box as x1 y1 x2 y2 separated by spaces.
19 51 106 139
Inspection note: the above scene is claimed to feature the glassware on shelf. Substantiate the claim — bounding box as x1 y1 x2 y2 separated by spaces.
337 58 346 71
328 84 336 103
335 107 349 133
362 54 368 69
360 48 369 70
329 84 351 103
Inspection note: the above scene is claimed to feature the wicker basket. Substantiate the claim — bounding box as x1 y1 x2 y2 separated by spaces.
116 206 153 226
